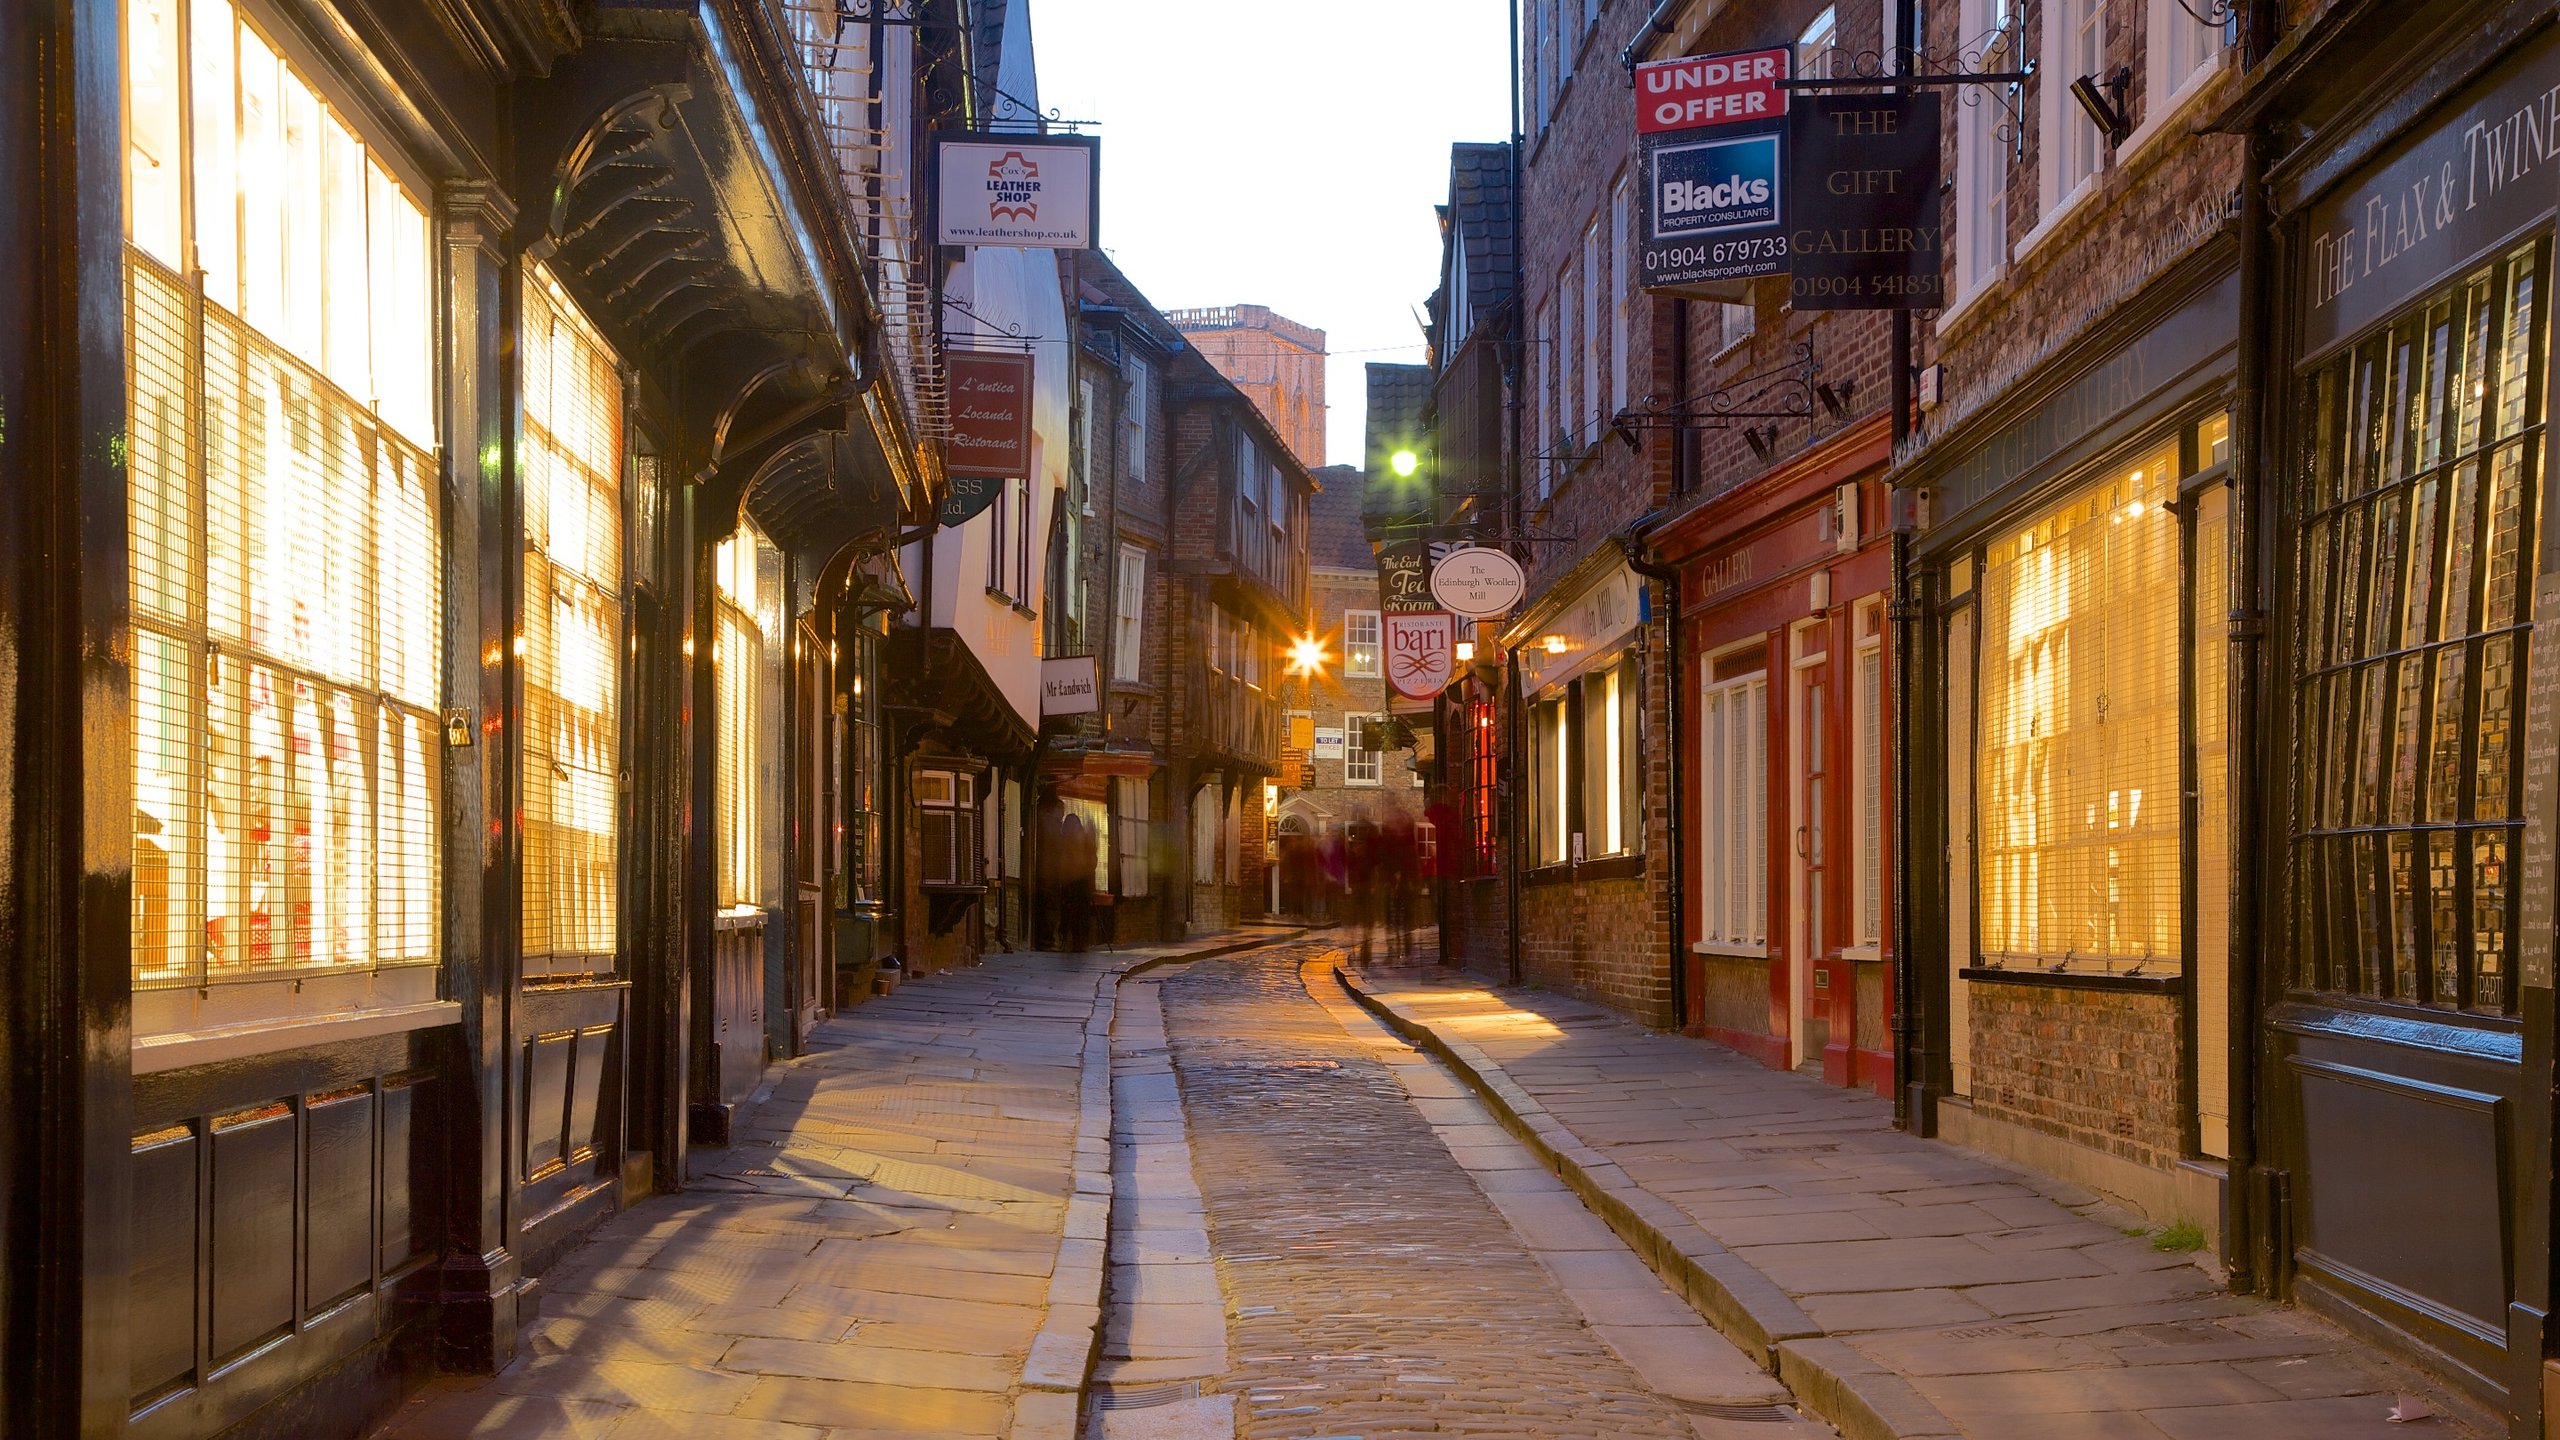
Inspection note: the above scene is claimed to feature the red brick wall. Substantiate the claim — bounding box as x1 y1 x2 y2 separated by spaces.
1967 984 2185 1171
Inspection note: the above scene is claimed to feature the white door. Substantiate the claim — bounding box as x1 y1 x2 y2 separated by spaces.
1789 623 1829 1069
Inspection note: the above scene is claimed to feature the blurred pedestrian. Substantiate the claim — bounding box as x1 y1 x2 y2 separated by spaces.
1380 810 1417 963
1346 811 1379 964
1034 789 1069 951
1062 810 1096 953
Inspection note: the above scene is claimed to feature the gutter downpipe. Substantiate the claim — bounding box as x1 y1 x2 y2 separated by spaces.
1620 531 1685 1030
1620 0 1683 78
2223 0 2277 1295
1888 0 1924 1135
1504 0 1527 988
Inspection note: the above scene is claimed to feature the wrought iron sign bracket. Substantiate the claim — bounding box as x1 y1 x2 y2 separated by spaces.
1789 13 2040 158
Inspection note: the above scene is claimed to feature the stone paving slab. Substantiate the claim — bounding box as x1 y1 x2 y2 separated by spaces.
372 933 1298 1440
1339 963 2496 1440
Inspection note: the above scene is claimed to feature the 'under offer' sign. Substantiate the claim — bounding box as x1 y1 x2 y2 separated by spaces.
1638 47 1791 295
1786 94 1943 310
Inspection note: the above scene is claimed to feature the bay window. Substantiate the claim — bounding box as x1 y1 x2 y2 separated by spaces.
2290 242 2547 1014
1976 444 2183 973
1699 663 1769 948
521 268 627 978
715 523 782 912
126 0 441 1034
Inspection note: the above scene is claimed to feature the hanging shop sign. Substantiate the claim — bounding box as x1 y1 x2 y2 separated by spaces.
935 132 1100 248
1516 560 1646 696
2299 27 2560 357
1040 656 1099 716
1638 46 1790 295
1383 611 1456 700
1378 537 1436 614
940 472 1004 526
946 349 1034 480
1785 93 1943 310
1429 545 1527 618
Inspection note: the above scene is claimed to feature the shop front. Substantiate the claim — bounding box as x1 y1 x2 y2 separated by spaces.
1660 422 1896 1092
1905 254 2240 1251
2245 11 2560 1416
1504 554 1666 1024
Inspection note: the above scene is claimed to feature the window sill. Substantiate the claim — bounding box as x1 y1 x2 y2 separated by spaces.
715 905 768 931
2119 55 2229 172
1959 964 2181 995
1840 943 1885 963
1574 853 1647 883
1692 940 1768 959
2012 172 2104 269
135 998 462 1077
1523 862 1576 888
1934 266 2007 341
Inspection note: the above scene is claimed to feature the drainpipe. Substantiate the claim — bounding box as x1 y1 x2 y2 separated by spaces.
1620 0 1685 78
1887 0 1925 1137
1504 0 1527 989
1620 535 1684 1029
2224 0 2278 1296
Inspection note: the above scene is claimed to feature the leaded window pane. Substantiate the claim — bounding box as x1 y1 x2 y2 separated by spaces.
2289 237 2546 1017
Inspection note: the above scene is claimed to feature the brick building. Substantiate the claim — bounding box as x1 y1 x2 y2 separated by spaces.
1169 304 1330 470
1048 256 1314 942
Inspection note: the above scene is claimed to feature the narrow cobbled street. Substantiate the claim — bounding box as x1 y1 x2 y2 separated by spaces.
1093 944 1825 1440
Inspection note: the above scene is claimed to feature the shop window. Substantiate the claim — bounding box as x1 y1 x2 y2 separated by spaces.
1115 546 1147 682
521 268 626 979
2194 482 2233 1156
715 524 781 911
1348 715 1385 787
1580 658 1644 858
1345 610 1382 678
1531 695 1571 866
1976 443 2183 974
1852 600 1886 949
2290 240 2548 1015
1117 776 1151 897
125 0 441 1030
917 769 982 888
1460 698 1497 877
1700 660 1769 948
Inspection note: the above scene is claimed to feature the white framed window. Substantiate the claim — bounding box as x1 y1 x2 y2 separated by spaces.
1116 775 1151 897
1581 658 1643 858
1114 545 1147 682
1345 610 1382 678
1126 355 1151 484
1077 376 1098 488
1557 259 1578 455
1699 663 1770 948
2042 0 2107 214
1534 300 1555 498
1347 715 1384 787
1610 178 1632 414
2148 0 2223 117
1852 599 1887 948
1531 694 1571 865
1797 7 1838 80
125 0 442 1037
1582 219 1603 434
1718 298 1754 352
1954 0 2014 301
521 268 626 979
715 523 782 912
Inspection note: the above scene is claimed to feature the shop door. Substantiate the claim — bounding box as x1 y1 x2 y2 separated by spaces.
1790 624 1829 1069
794 617 827 1043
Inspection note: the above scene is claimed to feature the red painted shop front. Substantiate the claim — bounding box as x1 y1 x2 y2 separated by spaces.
1661 423 1896 1097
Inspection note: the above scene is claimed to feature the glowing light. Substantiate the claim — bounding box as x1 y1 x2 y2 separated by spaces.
1390 449 1420 478
1455 640 1476 663
1287 633 1330 677
1543 634 1568 655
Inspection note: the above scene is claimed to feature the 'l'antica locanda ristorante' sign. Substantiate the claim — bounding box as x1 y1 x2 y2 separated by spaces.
945 350 1034 480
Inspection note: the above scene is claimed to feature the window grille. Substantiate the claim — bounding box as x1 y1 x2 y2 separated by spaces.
521 267 625 977
1345 610 1382 678
1976 444 2184 974
715 524 781 910
2193 483 2233 1155
2289 240 2547 1015
1700 670 1770 946
125 0 440 1011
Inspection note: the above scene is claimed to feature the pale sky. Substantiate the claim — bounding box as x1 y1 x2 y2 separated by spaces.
1027 2 1515 468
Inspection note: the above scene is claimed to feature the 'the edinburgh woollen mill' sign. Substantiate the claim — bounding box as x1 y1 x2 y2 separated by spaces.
1785 93 1943 310
946 350 1033 480
935 133 1099 249
1429 545 1527 618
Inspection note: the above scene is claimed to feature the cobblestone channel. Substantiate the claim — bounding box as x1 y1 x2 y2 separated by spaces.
1154 947 1709 1440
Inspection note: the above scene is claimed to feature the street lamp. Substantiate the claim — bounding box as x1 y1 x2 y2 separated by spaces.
1389 448 1420 479
1287 632 1331 679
